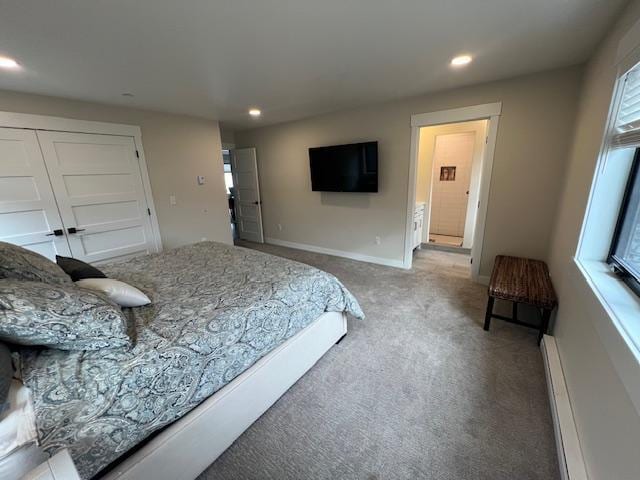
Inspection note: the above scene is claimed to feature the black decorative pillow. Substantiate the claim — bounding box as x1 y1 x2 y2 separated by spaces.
0 342 11 414
0 280 131 351
0 242 71 285
56 255 107 282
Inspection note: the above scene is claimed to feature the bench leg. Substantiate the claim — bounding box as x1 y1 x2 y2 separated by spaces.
484 296 495 331
538 309 551 345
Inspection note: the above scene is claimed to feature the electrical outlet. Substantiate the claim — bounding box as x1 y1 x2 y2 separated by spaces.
375 236 381 245
277 224 283 231
169 195 176 206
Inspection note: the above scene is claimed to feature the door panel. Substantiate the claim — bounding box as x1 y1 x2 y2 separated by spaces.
0 128 71 260
430 132 475 237
232 148 264 243
37 131 155 263
63 173 136 197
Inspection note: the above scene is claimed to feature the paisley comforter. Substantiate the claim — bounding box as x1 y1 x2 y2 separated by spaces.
20 242 363 479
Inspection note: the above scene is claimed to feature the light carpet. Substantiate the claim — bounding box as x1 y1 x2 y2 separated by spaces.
198 243 559 480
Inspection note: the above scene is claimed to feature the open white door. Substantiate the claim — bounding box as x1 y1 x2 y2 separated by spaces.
37 131 157 263
232 148 264 243
0 128 71 260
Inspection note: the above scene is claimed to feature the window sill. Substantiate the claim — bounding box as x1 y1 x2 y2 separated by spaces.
575 257 640 413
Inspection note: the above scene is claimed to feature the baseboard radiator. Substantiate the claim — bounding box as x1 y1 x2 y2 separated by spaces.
541 335 588 480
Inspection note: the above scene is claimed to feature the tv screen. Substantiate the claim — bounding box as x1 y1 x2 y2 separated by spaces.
309 141 378 192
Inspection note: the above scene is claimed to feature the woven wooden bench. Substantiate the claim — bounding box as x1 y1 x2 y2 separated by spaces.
483 255 558 344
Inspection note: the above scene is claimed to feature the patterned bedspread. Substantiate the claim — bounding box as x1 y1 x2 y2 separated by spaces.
20 242 363 479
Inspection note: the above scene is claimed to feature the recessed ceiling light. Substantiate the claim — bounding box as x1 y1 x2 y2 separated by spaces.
451 55 472 67
249 108 261 117
0 56 20 69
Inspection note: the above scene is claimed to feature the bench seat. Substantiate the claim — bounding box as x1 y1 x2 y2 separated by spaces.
484 255 558 344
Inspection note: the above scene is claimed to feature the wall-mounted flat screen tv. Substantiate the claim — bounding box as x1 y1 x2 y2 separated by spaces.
309 141 378 192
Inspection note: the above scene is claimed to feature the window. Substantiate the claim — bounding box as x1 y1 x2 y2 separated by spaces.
609 149 640 297
223 163 234 194
572 20 640 416
221 150 234 194
605 65 640 298
576 59 640 356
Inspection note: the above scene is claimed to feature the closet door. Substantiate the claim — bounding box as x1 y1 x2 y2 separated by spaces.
37 131 156 263
0 128 71 260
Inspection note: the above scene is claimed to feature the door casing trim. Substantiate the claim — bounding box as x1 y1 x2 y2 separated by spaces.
405 102 501 281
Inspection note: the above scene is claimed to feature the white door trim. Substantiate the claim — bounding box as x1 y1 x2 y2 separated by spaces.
0 111 142 136
0 110 162 253
404 102 501 282
410 102 502 128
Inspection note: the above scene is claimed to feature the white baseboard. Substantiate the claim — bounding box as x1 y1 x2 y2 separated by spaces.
541 335 588 480
264 237 405 268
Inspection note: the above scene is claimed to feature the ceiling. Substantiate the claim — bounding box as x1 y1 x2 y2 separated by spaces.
0 0 627 130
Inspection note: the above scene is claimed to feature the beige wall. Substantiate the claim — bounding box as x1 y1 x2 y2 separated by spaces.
417 120 487 245
0 90 232 249
548 1 640 478
220 126 236 146
236 67 582 273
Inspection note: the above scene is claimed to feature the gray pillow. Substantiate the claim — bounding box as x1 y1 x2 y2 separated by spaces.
0 280 131 351
56 255 107 282
0 342 11 414
0 242 71 285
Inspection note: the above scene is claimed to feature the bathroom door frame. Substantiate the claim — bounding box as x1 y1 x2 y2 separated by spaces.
404 102 501 283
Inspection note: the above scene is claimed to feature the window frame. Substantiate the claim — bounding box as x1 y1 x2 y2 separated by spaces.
570 21 640 416
608 148 640 298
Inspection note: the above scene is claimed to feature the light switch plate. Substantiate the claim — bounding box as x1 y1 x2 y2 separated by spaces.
169 195 176 206
197 175 206 185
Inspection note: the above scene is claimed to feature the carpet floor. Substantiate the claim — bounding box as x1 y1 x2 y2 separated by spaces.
198 243 559 480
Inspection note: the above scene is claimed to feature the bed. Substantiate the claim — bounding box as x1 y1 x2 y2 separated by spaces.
17 242 364 479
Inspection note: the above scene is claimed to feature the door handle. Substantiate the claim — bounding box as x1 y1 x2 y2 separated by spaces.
46 229 64 236
67 227 86 234
253 201 262 205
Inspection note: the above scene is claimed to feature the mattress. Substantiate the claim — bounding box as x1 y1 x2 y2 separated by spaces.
20 242 363 479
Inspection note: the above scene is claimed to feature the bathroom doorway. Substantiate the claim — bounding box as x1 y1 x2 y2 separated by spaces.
404 103 501 280
419 121 487 251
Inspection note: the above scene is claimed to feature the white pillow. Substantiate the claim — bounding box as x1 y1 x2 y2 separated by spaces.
0 380 48 479
0 380 38 458
76 278 150 307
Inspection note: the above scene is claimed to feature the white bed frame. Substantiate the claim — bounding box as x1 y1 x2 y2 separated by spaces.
100 311 347 480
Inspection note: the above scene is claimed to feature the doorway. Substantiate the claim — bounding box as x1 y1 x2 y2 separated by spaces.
404 103 501 281
222 147 237 239
419 121 487 252
230 147 264 243
222 146 265 243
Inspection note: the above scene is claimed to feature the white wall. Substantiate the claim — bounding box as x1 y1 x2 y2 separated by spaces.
236 67 582 274
548 1 640 478
220 126 236 147
0 90 232 249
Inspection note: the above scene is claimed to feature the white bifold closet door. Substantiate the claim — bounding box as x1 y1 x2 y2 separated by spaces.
36 131 156 263
0 127 72 259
